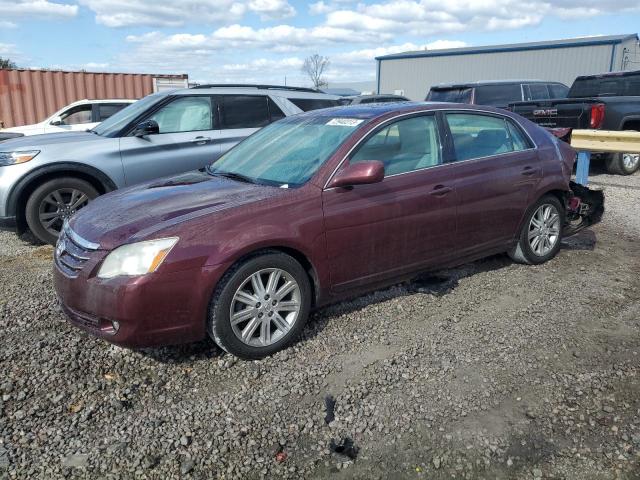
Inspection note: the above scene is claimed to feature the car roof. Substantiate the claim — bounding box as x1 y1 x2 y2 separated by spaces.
298 101 509 121
171 84 340 99
431 80 564 89
64 98 136 106
347 94 408 100
574 69 640 81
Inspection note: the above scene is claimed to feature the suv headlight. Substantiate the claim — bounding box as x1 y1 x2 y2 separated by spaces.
97 237 178 279
0 150 40 166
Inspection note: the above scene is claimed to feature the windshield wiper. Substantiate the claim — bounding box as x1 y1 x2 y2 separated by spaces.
210 170 256 184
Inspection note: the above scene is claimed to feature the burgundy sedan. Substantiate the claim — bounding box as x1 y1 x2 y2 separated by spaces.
54 102 592 359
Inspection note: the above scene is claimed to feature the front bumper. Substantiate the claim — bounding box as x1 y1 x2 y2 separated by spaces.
54 261 229 349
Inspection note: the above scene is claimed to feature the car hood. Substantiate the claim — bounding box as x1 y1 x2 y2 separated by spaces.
0 131 100 149
69 171 281 250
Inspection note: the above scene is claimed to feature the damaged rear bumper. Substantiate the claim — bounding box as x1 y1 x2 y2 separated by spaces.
564 181 604 236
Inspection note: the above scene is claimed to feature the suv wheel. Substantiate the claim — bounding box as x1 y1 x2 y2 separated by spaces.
207 252 312 359
25 177 99 245
605 152 640 175
509 195 564 265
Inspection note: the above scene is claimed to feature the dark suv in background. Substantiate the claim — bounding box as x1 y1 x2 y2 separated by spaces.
426 80 569 109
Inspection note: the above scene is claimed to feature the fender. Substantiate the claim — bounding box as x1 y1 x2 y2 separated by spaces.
6 162 118 217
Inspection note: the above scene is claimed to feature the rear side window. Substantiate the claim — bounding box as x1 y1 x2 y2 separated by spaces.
220 95 270 129
427 88 473 103
98 104 129 122
525 84 550 101
474 84 523 107
289 98 341 112
446 113 530 161
549 84 569 98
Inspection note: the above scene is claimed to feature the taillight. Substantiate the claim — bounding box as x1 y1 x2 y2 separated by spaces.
589 103 605 129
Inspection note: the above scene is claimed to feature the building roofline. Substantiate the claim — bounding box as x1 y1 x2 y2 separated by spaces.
376 34 639 61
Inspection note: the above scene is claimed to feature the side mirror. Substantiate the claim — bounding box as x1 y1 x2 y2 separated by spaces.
50 116 63 126
327 160 385 189
132 120 159 137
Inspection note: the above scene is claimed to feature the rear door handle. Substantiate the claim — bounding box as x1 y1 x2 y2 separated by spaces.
191 136 212 145
522 166 538 176
429 185 453 196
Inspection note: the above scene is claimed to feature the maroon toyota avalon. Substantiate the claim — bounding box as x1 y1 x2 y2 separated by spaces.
54 102 601 359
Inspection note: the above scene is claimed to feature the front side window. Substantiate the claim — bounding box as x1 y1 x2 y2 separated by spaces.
146 96 213 134
351 115 441 176
446 113 530 161
59 105 92 125
210 115 361 186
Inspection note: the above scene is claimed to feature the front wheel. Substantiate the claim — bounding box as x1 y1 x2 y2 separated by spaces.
509 195 564 265
605 152 640 175
25 177 99 245
207 252 312 359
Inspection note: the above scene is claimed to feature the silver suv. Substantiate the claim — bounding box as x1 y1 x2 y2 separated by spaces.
0 85 341 244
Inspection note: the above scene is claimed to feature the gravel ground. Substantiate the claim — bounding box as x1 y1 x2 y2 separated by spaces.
1 170 639 480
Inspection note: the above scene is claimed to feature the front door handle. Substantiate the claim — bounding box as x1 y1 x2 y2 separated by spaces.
522 166 538 176
429 185 453 196
191 136 212 145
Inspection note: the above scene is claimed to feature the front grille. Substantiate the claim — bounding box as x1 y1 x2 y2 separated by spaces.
55 225 99 277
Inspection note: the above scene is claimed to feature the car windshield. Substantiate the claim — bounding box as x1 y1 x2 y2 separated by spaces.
209 115 363 187
92 94 166 137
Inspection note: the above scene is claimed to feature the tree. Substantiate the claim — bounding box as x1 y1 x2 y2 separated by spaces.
0 57 17 69
302 54 329 89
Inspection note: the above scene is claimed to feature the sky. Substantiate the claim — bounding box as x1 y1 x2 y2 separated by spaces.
0 0 639 88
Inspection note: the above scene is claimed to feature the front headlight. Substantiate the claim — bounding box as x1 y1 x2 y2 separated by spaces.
0 150 40 166
97 237 178 279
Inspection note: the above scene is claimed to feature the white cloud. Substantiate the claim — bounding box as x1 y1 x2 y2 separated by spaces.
248 0 295 20
0 0 77 19
79 0 247 28
0 43 17 56
0 20 17 28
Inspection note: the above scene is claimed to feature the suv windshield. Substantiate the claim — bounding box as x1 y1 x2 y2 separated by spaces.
427 88 473 103
92 93 166 137
209 115 362 186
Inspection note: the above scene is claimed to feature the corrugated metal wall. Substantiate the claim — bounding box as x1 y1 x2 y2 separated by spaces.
379 44 617 100
0 69 188 128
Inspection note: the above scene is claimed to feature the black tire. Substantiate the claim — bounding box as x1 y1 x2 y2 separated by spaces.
207 251 312 360
25 177 99 245
509 195 564 265
605 152 640 175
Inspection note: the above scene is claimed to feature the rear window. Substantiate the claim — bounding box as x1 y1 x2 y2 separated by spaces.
569 73 640 97
525 84 550 101
289 98 341 112
474 84 523 107
549 84 569 98
427 88 473 103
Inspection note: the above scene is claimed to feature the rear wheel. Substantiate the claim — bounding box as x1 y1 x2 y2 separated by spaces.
605 152 640 175
25 177 99 245
207 252 312 359
509 195 564 265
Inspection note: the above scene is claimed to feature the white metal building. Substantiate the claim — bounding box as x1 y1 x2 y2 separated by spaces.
376 34 640 100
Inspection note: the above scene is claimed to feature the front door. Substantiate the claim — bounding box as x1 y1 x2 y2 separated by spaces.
443 112 541 256
322 114 458 291
119 95 221 186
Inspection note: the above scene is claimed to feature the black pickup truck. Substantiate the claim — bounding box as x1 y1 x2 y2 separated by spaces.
510 70 640 175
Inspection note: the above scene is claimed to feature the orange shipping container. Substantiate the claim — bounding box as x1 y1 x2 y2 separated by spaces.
0 69 188 128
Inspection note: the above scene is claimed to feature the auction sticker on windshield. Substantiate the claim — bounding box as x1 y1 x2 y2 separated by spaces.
326 118 364 127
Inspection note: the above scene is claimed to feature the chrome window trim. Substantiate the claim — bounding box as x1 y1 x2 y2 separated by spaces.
322 108 538 190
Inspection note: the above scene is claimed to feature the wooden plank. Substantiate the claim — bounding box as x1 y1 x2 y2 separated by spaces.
570 129 640 154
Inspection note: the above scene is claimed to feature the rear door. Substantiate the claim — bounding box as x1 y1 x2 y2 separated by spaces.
443 111 541 256
322 113 458 291
119 95 220 185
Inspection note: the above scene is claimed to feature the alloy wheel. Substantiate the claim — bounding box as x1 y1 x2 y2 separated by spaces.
528 204 561 257
230 268 302 347
622 153 640 172
38 188 90 236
